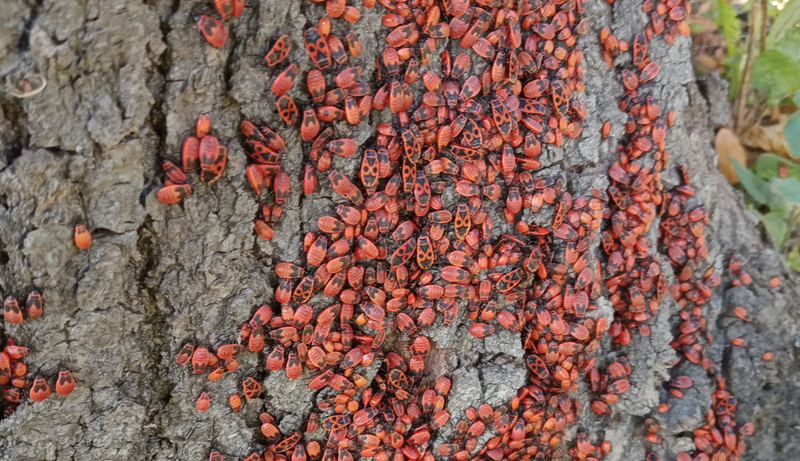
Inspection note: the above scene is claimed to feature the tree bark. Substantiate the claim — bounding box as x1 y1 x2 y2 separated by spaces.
0 1 798 461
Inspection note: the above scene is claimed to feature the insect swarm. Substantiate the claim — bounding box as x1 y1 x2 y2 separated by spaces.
161 0 755 460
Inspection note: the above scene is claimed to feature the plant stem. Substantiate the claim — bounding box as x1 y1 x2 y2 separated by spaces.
760 0 767 54
736 0 760 133
785 206 800 254
742 94 767 131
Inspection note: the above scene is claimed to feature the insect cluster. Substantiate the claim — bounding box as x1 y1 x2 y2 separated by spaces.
639 174 755 460
196 0 246 48
300 27 368 130
240 23 365 240
174 0 766 460
661 168 717 373
6 196 88 414
241 119 290 240
587 3 757 458
579 9 674 430
2 293 75 415
3 290 42 324
158 115 228 206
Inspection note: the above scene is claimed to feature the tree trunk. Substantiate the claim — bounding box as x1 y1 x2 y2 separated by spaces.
0 1 797 460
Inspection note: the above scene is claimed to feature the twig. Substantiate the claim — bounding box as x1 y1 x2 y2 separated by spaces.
772 105 781 123
736 0 760 133
5 74 46 99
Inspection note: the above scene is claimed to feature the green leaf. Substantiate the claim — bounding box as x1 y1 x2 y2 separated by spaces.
767 2 782 18
689 23 705 34
716 0 742 56
755 152 800 180
766 0 800 49
733 158 773 204
772 177 800 203
786 112 800 157
788 245 800 272
773 36 800 64
769 191 791 214
794 89 800 108
740 0 753 13
761 210 789 248
723 53 745 100
751 50 800 107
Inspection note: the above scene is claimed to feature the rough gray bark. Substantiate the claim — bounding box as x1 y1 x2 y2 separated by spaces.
0 1 797 460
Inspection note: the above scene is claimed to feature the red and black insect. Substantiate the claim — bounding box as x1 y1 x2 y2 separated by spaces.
198 135 226 183
74 224 92 249
23 290 42 319
30 376 51 401
56 369 76 396
345 30 362 57
197 392 210 411
157 184 193 204
242 376 262 400
229 393 242 412
196 16 228 48
272 63 299 96
304 27 332 70
307 70 326 103
328 34 349 64
3 296 22 324
265 35 291 66
276 95 299 125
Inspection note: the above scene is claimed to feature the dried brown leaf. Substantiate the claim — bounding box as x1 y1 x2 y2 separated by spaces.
716 127 749 184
